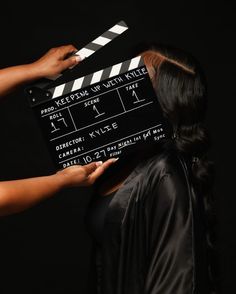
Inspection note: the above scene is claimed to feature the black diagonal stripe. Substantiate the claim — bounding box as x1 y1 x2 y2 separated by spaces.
100 66 112 81
119 59 131 75
81 73 94 88
138 57 145 67
101 30 118 40
49 87 56 97
117 20 128 29
62 80 74 95
85 42 102 52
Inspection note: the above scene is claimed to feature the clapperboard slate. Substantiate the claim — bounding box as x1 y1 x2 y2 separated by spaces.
26 21 170 169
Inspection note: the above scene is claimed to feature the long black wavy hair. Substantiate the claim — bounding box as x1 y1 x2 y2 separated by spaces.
139 44 217 293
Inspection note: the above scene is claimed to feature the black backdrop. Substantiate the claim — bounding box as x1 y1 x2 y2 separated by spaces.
0 1 234 293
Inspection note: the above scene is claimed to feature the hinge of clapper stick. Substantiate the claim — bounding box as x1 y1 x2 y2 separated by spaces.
28 55 144 106
25 20 128 104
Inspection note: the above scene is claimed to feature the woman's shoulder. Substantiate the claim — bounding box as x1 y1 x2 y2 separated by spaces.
136 148 193 211
138 147 187 178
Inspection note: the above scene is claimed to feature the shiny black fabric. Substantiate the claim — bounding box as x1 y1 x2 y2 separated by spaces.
88 149 210 294
86 191 115 245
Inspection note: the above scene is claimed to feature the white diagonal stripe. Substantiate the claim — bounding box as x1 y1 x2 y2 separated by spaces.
92 36 111 46
109 63 122 77
91 70 103 84
128 56 142 71
52 84 65 99
77 48 95 60
109 24 128 34
72 77 84 91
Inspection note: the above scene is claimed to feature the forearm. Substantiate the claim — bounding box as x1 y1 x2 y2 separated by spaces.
0 63 41 97
0 174 65 216
0 158 116 217
0 45 79 99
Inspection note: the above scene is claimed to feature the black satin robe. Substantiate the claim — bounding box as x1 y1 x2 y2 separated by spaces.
89 148 210 294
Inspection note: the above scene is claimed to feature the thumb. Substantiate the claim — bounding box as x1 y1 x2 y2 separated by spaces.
86 158 119 184
62 55 81 70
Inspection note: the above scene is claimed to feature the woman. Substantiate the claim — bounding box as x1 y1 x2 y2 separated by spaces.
0 45 116 216
86 44 215 293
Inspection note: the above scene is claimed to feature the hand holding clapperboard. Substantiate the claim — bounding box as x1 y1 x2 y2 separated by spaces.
26 21 170 169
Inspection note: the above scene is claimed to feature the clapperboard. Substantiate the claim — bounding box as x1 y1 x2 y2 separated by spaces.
26 21 170 169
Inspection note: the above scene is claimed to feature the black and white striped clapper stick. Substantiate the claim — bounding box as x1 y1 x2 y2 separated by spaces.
48 20 128 81
75 20 128 61
48 55 144 99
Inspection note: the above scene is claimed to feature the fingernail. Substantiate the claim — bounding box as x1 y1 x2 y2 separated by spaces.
69 55 81 69
75 55 81 62
96 161 103 167
112 157 119 162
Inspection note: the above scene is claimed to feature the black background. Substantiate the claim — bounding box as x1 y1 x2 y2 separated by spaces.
0 1 234 293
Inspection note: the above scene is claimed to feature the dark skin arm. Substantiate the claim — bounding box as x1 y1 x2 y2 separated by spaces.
0 160 116 217
0 44 117 216
0 44 80 98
